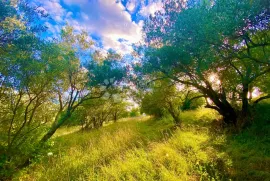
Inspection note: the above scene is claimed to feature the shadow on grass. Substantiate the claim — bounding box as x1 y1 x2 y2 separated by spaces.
208 101 270 181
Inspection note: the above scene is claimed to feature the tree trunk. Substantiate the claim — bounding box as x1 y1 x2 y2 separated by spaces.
40 110 71 143
220 107 237 126
113 113 117 122
17 110 72 169
205 87 237 126
172 113 181 126
167 102 181 126
242 84 249 116
239 83 252 127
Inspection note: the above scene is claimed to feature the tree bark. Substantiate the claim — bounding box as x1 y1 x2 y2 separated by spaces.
204 87 237 125
113 112 118 122
40 110 71 143
167 102 181 126
242 84 250 116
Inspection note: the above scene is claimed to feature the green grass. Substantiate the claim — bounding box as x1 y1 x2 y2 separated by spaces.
14 106 270 181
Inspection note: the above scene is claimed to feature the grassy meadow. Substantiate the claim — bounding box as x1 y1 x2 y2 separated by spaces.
14 103 270 181
1 1 270 181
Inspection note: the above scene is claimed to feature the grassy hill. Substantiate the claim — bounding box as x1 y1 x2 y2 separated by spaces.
15 105 270 181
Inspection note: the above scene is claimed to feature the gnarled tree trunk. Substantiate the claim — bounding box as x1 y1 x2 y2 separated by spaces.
204 85 238 126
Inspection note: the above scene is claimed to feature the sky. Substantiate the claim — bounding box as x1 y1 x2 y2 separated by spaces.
33 0 164 55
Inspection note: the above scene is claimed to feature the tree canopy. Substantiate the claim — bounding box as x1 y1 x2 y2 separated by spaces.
137 0 270 126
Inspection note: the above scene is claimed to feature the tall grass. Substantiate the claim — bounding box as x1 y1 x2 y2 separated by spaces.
14 105 270 181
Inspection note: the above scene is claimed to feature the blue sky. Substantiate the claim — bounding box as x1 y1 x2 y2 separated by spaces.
33 0 164 55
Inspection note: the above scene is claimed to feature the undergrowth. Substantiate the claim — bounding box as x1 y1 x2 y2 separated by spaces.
13 104 270 181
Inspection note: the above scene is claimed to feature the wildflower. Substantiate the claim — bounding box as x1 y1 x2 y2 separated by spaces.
47 152 53 156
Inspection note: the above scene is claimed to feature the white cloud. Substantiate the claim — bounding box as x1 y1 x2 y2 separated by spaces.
33 0 68 23
102 36 133 54
54 15 63 22
139 0 164 17
44 22 61 36
36 0 145 55
42 0 66 22
81 13 89 20
66 11 73 18
64 0 143 55
67 19 84 32
126 0 137 13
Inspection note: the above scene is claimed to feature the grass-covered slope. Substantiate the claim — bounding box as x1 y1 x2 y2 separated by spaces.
15 105 270 181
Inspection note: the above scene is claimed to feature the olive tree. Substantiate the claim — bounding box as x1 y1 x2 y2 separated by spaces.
139 0 270 127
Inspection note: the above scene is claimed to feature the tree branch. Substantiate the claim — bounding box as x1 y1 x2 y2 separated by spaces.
253 94 270 105
189 95 205 102
205 104 221 114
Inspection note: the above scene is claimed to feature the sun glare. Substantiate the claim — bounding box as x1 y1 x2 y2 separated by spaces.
248 87 261 99
209 74 216 82
209 73 221 85
207 98 213 104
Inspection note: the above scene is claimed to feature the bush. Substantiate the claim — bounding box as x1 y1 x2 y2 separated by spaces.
129 108 140 117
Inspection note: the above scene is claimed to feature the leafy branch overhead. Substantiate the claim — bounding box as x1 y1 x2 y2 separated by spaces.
138 0 270 126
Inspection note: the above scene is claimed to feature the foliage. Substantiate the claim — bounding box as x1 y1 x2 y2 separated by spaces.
129 108 140 117
181 91 205 111
0 0 48 47
63 90 130 129
78 98 129 129
0 2 127 178
138 0 270 126
110 101 130 122
141 79 204 125
0 1 62 177
141 79 181 125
